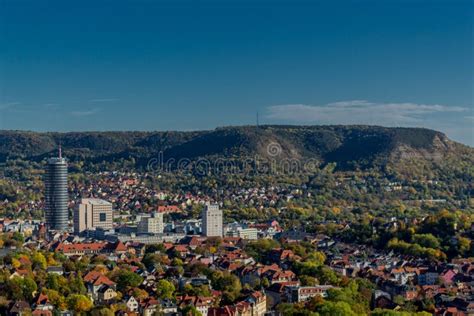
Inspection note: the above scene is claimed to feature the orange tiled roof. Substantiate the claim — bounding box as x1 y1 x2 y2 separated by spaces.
84 270 115 286
84 271 103 282
174 245 188 252
92 274 115 286
35 293 49 305
56 242 106 253
157 205 181 213
15 268 30 276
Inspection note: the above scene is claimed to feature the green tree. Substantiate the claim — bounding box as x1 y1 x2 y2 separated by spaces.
371 309 432 316
156 280 175 299
457 237 471 256
66 294 93 314
12 232 24 243
69 274 87 295
412 234 440 249
181 305 203 316
115 270 143 292
22 276 38 299
300 275 318 286
316 266 340 285
210 271 242 304
7 276 37 300
277 303 317 315
317 301 356 316
44 289 66 310
7 277 24 300
32 252 47 270
90 307 114 316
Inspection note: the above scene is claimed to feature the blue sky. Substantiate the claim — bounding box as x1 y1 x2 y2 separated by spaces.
0 0 472 145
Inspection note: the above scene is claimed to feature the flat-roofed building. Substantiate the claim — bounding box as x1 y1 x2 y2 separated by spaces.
202 203 223 237
238 228 258 240
137 211 164 234
74 198 113 234
226 227 258 240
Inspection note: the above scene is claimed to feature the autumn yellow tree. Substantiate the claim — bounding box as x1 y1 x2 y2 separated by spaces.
67 294 93 314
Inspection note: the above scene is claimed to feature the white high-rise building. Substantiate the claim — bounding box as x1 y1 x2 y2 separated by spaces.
137 212 164 234
201 203 223 237
74 198 113 234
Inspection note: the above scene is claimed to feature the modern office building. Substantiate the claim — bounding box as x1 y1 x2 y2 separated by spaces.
201 203 223 237
44 148 68 231
137 211 164 234
74 198 113 234
226 227 258 240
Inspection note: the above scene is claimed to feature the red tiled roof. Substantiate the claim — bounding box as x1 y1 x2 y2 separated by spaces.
174 245 188 252
110 241 127 252
35 293 49 305
142 298 159 309
162 243 174 250
177 295 215 308
92 275 115 286
15 268 29 276
188 236 204 246
56 242 106 253
250 291 264 299
84 271 115 286
19 256 32 266
84 271 103 282
208 306 236 316
157 205 181 213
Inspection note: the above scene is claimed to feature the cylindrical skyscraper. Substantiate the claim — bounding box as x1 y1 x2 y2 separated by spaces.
44 148 68 231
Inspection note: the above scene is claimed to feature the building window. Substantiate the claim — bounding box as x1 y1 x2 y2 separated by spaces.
100 213 106 222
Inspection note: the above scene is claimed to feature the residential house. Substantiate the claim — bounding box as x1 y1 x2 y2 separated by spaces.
126 296 139 312
83 271 117 301
98 285 118 304
8 301 31 316
285 285 335 303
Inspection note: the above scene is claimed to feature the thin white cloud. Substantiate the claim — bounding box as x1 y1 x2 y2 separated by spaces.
0 102 20 110
266 100 468 126
88 98 119 103
70 108 101 117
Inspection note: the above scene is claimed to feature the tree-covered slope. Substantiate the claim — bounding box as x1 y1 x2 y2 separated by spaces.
0 125 471 172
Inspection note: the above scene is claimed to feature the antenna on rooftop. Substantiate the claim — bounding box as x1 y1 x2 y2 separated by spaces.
58 144 62 158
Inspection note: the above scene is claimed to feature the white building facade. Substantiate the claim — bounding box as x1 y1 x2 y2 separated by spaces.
202 203 223 237
137 211 164 234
